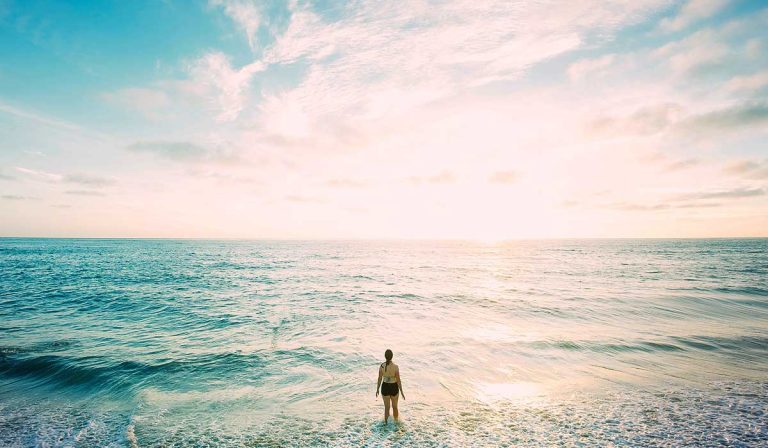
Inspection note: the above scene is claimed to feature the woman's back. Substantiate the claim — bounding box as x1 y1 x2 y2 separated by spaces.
380 362 398 383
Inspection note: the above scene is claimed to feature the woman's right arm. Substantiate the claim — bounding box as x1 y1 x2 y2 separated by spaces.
376 365 382 397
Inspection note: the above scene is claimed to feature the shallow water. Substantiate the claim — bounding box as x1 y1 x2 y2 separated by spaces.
0 238 766 446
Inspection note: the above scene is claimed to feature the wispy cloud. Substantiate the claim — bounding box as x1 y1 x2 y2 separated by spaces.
725 70 768 95
64 174 116 187
590 100 768 138
489 171 518 184
588 103 683 136
724 160 768 179
102 87 171 120
210 0 262 50
663 159 699 172
2 194 38 200
607 202 671 211
187 52 265 122
724 160 761 174
654 11 768 81
0 100 110 141
14 167 116 187
681 102 768 133
654 29 729 77
15 166 62 182
285 194 324 203
607 200 727 211
0 101 85 134
184 169 261 184
65 190 106 196
672 187 765 201
568 54 615 82
204 0 672 143
658 0 728 32
595 187 763 213
127 141 205 160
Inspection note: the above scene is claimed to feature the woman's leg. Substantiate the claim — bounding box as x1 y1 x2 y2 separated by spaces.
382 395 391 423
391 393 399 420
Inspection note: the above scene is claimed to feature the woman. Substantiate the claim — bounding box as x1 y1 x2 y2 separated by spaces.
375 349 404 423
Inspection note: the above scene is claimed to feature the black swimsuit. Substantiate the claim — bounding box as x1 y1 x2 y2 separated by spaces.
381 363 399 396
381 381 399 396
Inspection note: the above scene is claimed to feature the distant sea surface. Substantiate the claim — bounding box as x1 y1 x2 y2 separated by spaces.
0 238 766 447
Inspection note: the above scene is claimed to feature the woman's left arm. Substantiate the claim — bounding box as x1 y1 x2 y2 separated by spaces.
396 367 405 399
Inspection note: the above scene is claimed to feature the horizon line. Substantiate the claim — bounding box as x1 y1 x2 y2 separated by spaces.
1 236 766 241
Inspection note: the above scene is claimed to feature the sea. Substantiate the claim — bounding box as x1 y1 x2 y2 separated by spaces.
0 238 766 447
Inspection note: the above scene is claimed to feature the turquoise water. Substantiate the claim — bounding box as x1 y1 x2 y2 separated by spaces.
0 238 766 447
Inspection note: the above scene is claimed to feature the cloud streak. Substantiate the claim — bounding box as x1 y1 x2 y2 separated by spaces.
64 174 116 187
489 171 518 184
597 188 764 213
2 194 38 200
589 103 684 136
568 55 615 82
326 178 368 189
659 0 728 32
285 194 325 203
187 52 265 122
681 102 768 132
725 71 768 95
673 187 765 201
210 0 262 50
14 167 116 188
102 87 171 120
15 166 62 182
127 141 206 160
65 190 106 196
724 160 768 179
663 159 699 172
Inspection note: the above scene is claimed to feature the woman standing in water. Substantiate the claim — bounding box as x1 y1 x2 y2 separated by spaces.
376 349 404 423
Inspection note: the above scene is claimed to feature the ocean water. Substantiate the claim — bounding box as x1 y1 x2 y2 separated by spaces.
0 238 766 447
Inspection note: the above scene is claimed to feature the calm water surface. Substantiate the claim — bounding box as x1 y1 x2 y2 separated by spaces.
0 238 766 446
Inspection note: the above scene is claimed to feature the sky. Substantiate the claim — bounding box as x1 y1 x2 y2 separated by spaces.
0 0 767 239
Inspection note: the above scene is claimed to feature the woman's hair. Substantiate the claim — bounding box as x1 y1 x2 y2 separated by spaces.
384 349 393 369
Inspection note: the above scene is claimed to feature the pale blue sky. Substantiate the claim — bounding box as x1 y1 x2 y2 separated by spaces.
1 0 767 238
